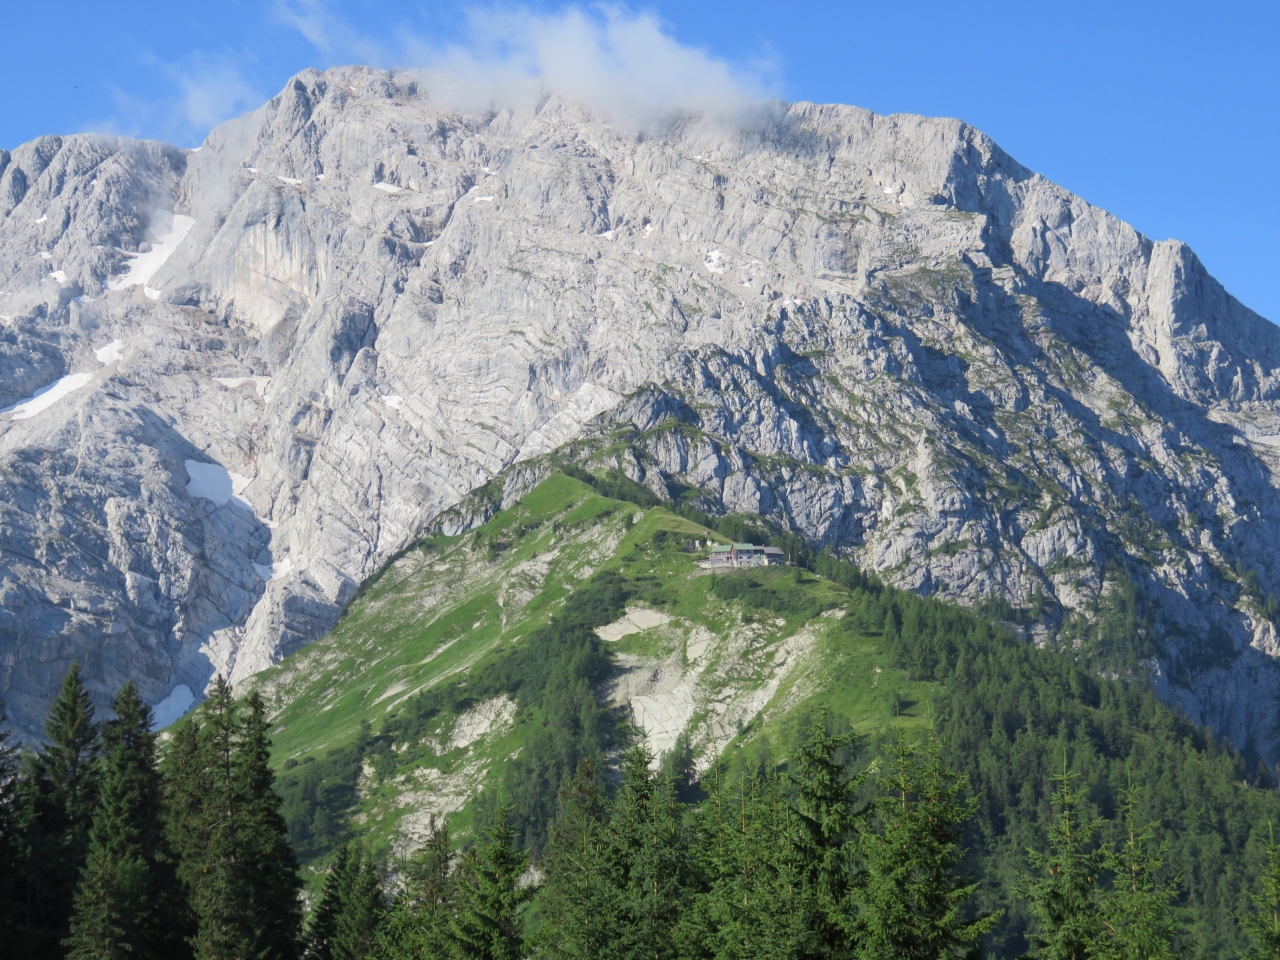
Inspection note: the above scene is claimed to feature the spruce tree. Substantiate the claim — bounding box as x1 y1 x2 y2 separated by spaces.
534 759 613 959
603 743 685 960
451 804 531 960
64 682 190 960
307 843 383 960
168 677 303 960
1022 757 1107 960
682 768 815 960
307 844 352 960
1096 775 1178 959
856 731 998 960
23 660 101 936
1242 822 1280 960
374 816 456 960
791 714 867 956
238 690 305 959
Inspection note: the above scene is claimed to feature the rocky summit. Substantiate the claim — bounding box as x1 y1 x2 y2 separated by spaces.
1 65 1278 755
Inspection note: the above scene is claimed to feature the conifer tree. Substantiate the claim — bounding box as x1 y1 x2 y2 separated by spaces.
23 660 101 935
1022 757 1107 960
856 731 998 959
451 804 531 960
1096 775 1178 959
308 844 352 960
238 690 305 959
374 817 456 960
1242 823 1280 960
307 843 383 960
791 714 867 956
168 677 303 960
682 768 814 960
534 759 612 959
64 682 190 960
603 743 686 960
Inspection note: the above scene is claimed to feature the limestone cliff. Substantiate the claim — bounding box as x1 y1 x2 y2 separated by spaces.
2 66 1278 757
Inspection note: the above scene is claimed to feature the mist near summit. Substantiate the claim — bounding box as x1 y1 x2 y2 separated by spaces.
274 2 776 131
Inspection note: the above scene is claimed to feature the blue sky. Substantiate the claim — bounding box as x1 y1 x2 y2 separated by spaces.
4 1 1276 320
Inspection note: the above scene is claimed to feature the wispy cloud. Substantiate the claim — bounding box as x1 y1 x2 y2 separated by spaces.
276 2 776 131
93 53 265 147
177 58 262 134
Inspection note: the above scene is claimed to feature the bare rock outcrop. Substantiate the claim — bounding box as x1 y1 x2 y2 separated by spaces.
2 67 1279 758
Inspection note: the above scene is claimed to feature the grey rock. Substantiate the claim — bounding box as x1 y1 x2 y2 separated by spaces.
1 66 1278 760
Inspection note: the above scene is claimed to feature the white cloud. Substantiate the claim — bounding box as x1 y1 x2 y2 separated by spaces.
280 3 776 131
179 60 261 133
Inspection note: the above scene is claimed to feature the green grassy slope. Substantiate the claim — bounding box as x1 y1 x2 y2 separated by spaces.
254 473 928 870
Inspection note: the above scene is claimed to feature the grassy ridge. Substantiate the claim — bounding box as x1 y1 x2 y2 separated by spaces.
254 473 931 873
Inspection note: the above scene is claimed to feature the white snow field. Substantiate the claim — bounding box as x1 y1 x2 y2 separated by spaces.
108 213 194 294
184 459 254 510
151 684 195 728
1 372 94 420
95 340 123 364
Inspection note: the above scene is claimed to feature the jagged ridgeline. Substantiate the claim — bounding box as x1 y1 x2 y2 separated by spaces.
253 470 1280 957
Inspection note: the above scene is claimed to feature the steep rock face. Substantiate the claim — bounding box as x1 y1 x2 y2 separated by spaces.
1 66 1278 755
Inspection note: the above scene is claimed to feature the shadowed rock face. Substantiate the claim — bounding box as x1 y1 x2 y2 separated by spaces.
2 65 1279 754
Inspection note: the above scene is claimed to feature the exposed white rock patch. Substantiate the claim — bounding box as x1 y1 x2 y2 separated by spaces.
391 758 488 857
214 375 271 397
596 608 672 642
2 373 93 420
439 695 515 753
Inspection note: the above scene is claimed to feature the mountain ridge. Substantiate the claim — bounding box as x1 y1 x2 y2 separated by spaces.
1 65 1279 767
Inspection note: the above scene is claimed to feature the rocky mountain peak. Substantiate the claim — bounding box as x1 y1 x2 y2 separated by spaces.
1 66 1278 760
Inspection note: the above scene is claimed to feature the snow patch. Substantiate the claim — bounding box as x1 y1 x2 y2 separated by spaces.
1 373 93 420
34 214 47 224
703 249 726 273
374 182 402 193
277 176 301 185
49 270 67 283
151 684 196 729
40 252 52 260
473 195 494 204
184 460 254 510
95 340 123 364
382 394 403 411
108 213 194 295
254 558 293 582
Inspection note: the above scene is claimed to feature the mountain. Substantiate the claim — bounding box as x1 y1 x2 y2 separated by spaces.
2 65 1280 762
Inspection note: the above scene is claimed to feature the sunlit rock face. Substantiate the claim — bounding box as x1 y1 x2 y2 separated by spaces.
2 65 1280 756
